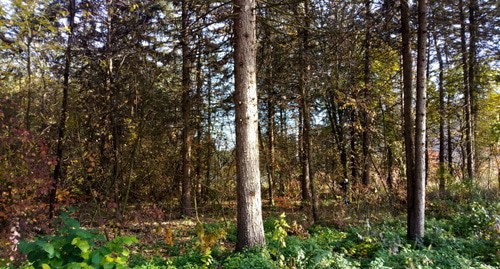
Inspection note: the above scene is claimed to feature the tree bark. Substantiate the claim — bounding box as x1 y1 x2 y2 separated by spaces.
297 0 318 220
350 110 358 183
409 0 427 242
299 10 311 204
433 32 446 194
262 15 275 206
468 0 477 179
401 0 415 240
180 0 193 217
25 35 32 131
234 0 265 250
267 92 275 206
459 0 474 181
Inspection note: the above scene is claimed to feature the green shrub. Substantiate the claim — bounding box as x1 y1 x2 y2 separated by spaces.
18 214 137 269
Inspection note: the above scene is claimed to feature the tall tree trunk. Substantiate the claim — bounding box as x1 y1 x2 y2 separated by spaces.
296 2 311 202
297 0 317 220
25 35 32 131
468 0 477 179
409 0 427 242
434 32 446 194
401 0 415 240
445 35 453 175
180 0 193 217
203 51 213 203
234 0 265 250
459 0 474 181
379 97 393 191
361 0 372 186
194 40 204 208
326 92 348 181
105 0 120 206
262 16 275 206
267 93 275 206
350 110 358 183
387 146 394 190
49 0 75 219
447 96 453 175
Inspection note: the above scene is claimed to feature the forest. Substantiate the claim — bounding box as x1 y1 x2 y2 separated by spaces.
0 0 499 268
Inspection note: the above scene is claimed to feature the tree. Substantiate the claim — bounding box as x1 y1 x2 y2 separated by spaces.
401 0 415 240
48 0 76 220
180 0 193 217
361 0 372 186
295 0 317 219
459 0 475 181
233 0 265 250
408 0 428 242
467 0 478 180
433 31 446 195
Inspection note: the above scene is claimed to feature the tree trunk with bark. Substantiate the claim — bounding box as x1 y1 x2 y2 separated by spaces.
409 0 427 242
234 0 265 250
468 0 477 179
459 0 474 181
180 0 193 217
401 0 415 240
434 32 446 195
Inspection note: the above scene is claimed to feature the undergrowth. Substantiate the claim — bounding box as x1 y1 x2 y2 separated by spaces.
3 186 498 269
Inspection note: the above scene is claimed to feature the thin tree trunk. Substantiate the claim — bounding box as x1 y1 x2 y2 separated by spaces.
401 0 415 240
25 35 32 131
180 0 193 217
410 0 427 242
296 1 311 203
459 0 474 181
445 33 453 175
350 110 358 184
49 0 75 220
468 0 477 178
203 52 213 203
194 41 204 205
379 96 393 191
262 17 275 206
361 0 372 186
434 32 446 194
298 0 317 220
234 0 265 250
387 147 394 190
267 95 275 206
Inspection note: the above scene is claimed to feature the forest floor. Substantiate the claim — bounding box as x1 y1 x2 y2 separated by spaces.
3 184 499 268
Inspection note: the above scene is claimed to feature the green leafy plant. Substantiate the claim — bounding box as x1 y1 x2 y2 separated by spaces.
19 214 137 269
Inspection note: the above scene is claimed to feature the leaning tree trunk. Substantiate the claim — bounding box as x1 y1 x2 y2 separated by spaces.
234 0 265 251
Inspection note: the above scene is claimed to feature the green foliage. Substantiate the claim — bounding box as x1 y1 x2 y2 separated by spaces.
13 199 499 269
18 214 138 269
451 201 496 237
222 248 276 269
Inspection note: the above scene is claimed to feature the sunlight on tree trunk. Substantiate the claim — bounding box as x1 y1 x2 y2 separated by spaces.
234 0 265 250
